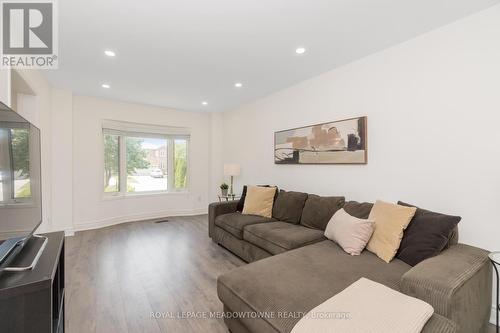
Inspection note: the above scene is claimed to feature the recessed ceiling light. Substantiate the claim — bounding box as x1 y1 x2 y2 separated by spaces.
202 101 208 106
101 83 111 89
234 82 243 88
104 50 116 57
295 47 306 55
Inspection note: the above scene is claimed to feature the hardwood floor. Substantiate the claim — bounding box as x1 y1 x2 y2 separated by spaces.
65 214 498 333
65 215 244 333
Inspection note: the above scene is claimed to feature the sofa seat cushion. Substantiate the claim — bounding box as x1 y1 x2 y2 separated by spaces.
243 222 325 255
217 240 411 333
215 212 276 239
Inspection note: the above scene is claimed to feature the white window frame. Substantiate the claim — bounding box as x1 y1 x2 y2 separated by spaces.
0 123 33 205
102 120 190 198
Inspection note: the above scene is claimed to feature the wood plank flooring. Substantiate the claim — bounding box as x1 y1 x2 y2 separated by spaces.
65 214 497 333
65 215 243 333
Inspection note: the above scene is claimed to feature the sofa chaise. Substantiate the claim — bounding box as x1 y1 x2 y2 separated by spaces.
208 193 491 333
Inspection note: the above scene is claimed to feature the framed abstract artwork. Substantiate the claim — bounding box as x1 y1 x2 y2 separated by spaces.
274 116 367 164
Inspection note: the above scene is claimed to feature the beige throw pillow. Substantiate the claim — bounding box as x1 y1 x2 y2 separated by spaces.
242 186 277 218
324 209 375 255
366 200 417 263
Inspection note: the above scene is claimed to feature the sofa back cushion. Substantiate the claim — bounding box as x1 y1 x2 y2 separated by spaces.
236 186 247 211
343 201 374 219
396 201 461 266
242 186 277 218
300 195 345 230
366 200 417 263
272 190 308 224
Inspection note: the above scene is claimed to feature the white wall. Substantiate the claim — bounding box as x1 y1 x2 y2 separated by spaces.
222 5 500 251
51 89 73 232
0 69 11 107
72 96 211 231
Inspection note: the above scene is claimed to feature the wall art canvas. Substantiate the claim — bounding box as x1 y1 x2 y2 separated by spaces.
274 116 367 164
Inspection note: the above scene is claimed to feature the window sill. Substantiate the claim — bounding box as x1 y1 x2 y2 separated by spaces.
0 202 38 208
102 190 189 201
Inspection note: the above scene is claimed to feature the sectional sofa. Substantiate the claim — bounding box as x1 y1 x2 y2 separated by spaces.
208 191 492 333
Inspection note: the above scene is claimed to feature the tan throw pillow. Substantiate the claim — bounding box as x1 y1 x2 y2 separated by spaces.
366 200 417 263
242 186 277 218
324 209 375 255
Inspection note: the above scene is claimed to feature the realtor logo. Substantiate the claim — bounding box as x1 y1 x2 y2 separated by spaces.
1 0 58 69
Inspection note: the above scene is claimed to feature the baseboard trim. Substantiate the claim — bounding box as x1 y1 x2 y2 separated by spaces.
64 229 75 237
72 208 208 233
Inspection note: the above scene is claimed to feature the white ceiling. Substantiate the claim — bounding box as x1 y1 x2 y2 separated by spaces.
44 0 499 112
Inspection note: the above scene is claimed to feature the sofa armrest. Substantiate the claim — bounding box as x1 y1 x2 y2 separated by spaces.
400 244 492 333
208 201 238 238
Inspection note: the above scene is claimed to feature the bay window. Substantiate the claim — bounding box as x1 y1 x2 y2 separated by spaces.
102 121 189 195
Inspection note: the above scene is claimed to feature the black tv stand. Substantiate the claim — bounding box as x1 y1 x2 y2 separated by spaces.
0 232 65 333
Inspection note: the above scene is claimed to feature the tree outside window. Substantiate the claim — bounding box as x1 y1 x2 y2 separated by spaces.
174 139 187 189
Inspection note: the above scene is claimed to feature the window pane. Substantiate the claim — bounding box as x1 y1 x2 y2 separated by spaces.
0 128 7 202
0 173 3 202
174 139 187 189
104 134 120 192
126 137 167 192
11 128 31 199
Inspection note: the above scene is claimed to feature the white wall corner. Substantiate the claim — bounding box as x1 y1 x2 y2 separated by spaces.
210 112 224 201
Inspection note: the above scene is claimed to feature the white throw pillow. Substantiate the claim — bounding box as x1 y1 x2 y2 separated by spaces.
324 208 375 255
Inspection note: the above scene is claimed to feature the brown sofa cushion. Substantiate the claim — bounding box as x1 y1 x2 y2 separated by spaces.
217 240 411 333
300 194 345 230
272 190 308 224
214 212 276 239
343 201 373 219
243 221 325 255
396 201 461 266
212 227 272 263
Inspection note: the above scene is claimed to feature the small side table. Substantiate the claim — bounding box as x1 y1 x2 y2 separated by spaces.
489 252 500 333
218 194 241 202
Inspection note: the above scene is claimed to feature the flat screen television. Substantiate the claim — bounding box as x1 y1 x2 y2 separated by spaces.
0 101 42 272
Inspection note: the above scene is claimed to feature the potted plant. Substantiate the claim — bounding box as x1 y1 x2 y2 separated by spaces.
220 183 229 196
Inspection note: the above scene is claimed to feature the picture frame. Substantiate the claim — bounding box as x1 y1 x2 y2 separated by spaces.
274 116 367 164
